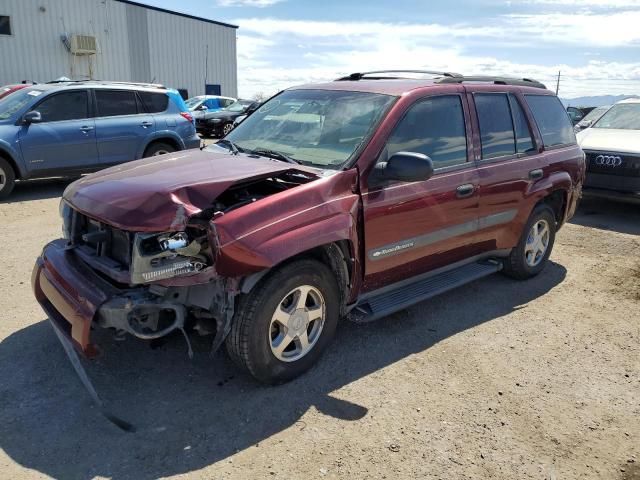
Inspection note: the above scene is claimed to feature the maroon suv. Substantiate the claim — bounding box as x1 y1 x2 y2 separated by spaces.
33 71 585 385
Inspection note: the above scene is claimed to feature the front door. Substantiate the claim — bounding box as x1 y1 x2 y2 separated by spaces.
18 89 99 175
93 89 154 167
362 94 480 292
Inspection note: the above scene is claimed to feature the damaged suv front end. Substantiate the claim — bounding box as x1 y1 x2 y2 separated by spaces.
33 149 325 358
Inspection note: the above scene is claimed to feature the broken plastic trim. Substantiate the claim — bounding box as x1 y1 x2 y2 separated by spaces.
49 319 135 432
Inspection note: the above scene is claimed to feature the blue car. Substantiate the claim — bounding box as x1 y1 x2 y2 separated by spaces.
0 81 200 198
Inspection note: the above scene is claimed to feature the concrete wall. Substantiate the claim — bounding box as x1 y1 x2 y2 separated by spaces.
0 0 237 97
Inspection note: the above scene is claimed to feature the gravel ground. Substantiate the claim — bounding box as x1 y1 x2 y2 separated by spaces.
0 178 638 480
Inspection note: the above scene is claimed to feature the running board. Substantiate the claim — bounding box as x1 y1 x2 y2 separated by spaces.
348 261 502 324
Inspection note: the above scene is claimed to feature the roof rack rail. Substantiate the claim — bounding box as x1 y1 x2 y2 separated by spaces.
436 75 547 89
335 70 462 81
46 79 167 89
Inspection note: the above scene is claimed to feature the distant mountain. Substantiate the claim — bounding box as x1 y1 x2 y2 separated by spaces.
561 95 640 107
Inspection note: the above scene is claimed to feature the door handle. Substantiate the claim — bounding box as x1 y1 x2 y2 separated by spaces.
456 184 475 198
79 126 94 133
140 121 153 128
529 169 544 180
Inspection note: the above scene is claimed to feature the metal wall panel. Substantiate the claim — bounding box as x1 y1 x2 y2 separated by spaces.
0 0 237 97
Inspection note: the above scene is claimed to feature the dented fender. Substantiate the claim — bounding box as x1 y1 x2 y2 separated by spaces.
212 169 362 292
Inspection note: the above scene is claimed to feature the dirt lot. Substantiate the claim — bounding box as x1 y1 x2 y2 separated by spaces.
0 181 638 480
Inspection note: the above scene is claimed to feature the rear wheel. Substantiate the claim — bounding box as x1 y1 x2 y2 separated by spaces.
0 158 16 199
503 204 556 280
226 259 340 384
143 142 175 157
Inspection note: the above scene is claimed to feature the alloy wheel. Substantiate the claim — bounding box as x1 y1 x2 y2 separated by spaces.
524 219 550 267
269 285 326 362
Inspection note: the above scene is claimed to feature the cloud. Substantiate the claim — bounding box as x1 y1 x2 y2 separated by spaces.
234 15 640 98
217 0 283 7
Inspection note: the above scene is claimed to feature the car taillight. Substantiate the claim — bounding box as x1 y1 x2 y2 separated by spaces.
180 112 194 124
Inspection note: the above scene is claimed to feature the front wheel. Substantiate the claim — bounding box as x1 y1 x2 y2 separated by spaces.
222 122 234 136
0 158 16 199
226 259 340 384
503 204 556 280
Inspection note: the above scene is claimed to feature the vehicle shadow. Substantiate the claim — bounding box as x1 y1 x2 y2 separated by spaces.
571 197 640 235
0 178 73 203
0 263 566 480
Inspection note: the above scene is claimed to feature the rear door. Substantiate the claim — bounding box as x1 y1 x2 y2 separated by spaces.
18 89 99 175
361 92 481 292
93 89 154 167
467 88 543 251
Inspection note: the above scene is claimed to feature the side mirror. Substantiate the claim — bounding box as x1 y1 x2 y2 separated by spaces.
375 152 434 183
198 105 208 111
23 111 42 124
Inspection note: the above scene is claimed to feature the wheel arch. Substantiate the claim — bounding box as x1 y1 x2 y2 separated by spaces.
0 145 24 180
239 240 354 315
140 134 183 158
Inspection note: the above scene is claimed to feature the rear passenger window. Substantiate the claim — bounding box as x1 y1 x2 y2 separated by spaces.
475 94 515 159
36 91 88 122
96 90 138 117
525 95 576 147
385 95 468 169
138 92 169 113
509 95 535 153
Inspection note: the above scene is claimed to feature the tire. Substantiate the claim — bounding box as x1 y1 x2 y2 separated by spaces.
0 157 16 199
502 204 556 280
143 142 175 158
222 122 233 136
226 259 340 384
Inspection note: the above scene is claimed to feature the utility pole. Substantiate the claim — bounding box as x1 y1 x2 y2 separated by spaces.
555 70 561 95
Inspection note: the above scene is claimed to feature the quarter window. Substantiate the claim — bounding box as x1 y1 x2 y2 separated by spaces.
525 95 576 147
0 16 10 35
36 91 89 122
95 90 138 117
138 92 168 113
384 95 468 169
475 94 516 159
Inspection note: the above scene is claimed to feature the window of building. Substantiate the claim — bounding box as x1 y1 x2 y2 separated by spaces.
0 16 11 36
95 90 138 117
36 91 89 122
384 95 468 169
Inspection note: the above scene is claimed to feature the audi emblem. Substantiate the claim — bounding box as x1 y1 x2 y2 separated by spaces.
595 155 623 167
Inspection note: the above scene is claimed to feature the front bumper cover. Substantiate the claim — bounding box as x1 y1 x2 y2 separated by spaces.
32 240 189 357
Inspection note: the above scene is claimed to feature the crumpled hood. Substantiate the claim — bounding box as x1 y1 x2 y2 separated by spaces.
63 149 319 231
577 128 640 154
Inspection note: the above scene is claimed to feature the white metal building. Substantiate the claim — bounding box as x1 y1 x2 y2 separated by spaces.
0 0 238 98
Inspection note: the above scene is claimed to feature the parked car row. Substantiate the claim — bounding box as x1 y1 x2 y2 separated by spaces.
0 80 200 198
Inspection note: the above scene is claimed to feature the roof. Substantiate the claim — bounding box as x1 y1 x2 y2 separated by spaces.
113 0 238 29
291 78 552 96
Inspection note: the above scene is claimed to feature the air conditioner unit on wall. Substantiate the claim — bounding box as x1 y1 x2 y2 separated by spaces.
70 34 97 55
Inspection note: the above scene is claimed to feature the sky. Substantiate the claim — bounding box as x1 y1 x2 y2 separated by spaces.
143 0 640 99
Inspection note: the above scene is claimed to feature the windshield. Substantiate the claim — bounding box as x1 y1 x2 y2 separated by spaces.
225 89 395 169
226 101 248 112
579 106 609 125
593 103 640 130
185 97 205 109
0 88 43 120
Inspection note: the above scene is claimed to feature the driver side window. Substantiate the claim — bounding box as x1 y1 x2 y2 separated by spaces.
383 95 468 169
